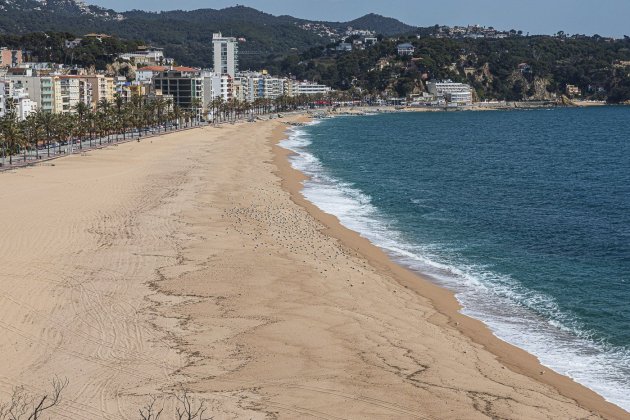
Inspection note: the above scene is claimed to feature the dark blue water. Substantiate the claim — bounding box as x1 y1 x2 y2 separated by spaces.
281 107 630 410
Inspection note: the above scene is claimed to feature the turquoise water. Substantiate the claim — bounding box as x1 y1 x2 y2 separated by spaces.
281 107 630 410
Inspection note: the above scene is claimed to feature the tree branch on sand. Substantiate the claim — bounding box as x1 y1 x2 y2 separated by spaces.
139 396 164 420
0 376 68 420
174 390 211 420
139 390 212 420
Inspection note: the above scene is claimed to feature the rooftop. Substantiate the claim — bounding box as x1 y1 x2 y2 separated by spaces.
138 66 169 72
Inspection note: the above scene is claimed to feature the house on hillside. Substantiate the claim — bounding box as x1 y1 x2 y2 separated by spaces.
336 43 353 52
566 84 581 97
397 43 415 56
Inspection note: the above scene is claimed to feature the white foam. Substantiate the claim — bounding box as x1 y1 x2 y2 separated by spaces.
279 124 630 412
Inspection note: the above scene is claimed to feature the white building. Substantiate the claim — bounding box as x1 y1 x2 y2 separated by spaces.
213 33 238 78
397 43 415 56
426 80 473 105
56 76 92 113
16 97 38 121
209 73 233 102
5 75 55 113
64 38 83 49
135 65 169 84
119 48 174 66
9 88 38 120
263 77 285 100
205 72 327 115
295 81 331 96
0 78 10 117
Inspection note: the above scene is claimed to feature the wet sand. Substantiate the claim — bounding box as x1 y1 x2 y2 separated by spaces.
0 118 627 419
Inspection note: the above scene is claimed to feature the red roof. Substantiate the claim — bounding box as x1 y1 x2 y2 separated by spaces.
172 66 199 72
138 65 199 73
138 66 169 72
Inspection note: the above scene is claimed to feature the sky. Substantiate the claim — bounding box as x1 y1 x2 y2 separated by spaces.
88 0 630 38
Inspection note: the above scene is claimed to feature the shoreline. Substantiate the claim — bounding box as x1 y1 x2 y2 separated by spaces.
271 117 629 419
1 117 628 418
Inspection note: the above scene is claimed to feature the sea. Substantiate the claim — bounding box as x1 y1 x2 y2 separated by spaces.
280 107 630 411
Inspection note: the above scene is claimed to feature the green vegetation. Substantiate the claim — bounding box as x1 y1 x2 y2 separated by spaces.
0 2 427 69
320 13 416 36
0 32 142 70
0 3 326 69
273 36 630 103
0 93 327 167
0 94 199 165
2 1 629 102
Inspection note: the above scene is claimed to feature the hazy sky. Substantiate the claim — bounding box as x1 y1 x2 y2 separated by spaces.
88 0 630 37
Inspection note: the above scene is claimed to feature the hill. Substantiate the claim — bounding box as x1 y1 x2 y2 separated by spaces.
273 35 630 103
0 0 123 30
0 1 418 68
330 13 416 36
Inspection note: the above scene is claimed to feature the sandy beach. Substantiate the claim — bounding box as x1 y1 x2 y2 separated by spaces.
0 117 627 419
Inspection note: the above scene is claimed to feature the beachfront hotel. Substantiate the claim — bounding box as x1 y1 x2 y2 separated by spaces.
426 80 474 105
212 32 239 78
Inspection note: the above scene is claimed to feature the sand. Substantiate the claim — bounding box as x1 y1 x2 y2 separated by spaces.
0 118 627 419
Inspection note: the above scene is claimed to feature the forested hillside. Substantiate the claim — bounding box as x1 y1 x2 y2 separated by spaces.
274 36 630 103
0 1 415 69
1 1 629 102
0 32 141 69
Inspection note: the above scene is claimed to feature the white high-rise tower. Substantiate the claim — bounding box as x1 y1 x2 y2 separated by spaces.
212 33 238 77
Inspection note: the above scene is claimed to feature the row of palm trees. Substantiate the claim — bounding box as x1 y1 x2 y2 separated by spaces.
0 94 200 166
0 91 338 166
206 93 333 124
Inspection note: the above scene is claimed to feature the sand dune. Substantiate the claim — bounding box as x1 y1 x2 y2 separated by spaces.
0 119 626 419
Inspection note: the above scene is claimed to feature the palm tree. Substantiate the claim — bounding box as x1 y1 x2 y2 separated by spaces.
153 97 166 132
172 105 183 129
113 94 127 140
85 108 97 146
212 97 223 123
0 117 7 166
97 98 112 143
54 113 75 154
21 111 44 161
190 97 202 124
39 111 57 157
0 107 24 165
0 131 5 166
73 102 90 150
128 94 146 137
165 98 174 128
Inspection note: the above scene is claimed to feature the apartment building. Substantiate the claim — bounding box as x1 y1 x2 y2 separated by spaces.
0 81 37 120
12 88 38 120
85 75 115 108
119 47 174 66
0 78 10 117
212 33 238 77
209 73 233 102
153 67 204 111
242 74 264 103
426 80 473 105
0 48 23 67
262 77 285 100
295 81 331 96
5 73 56 113
136 66 169 84
55 76 92 113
